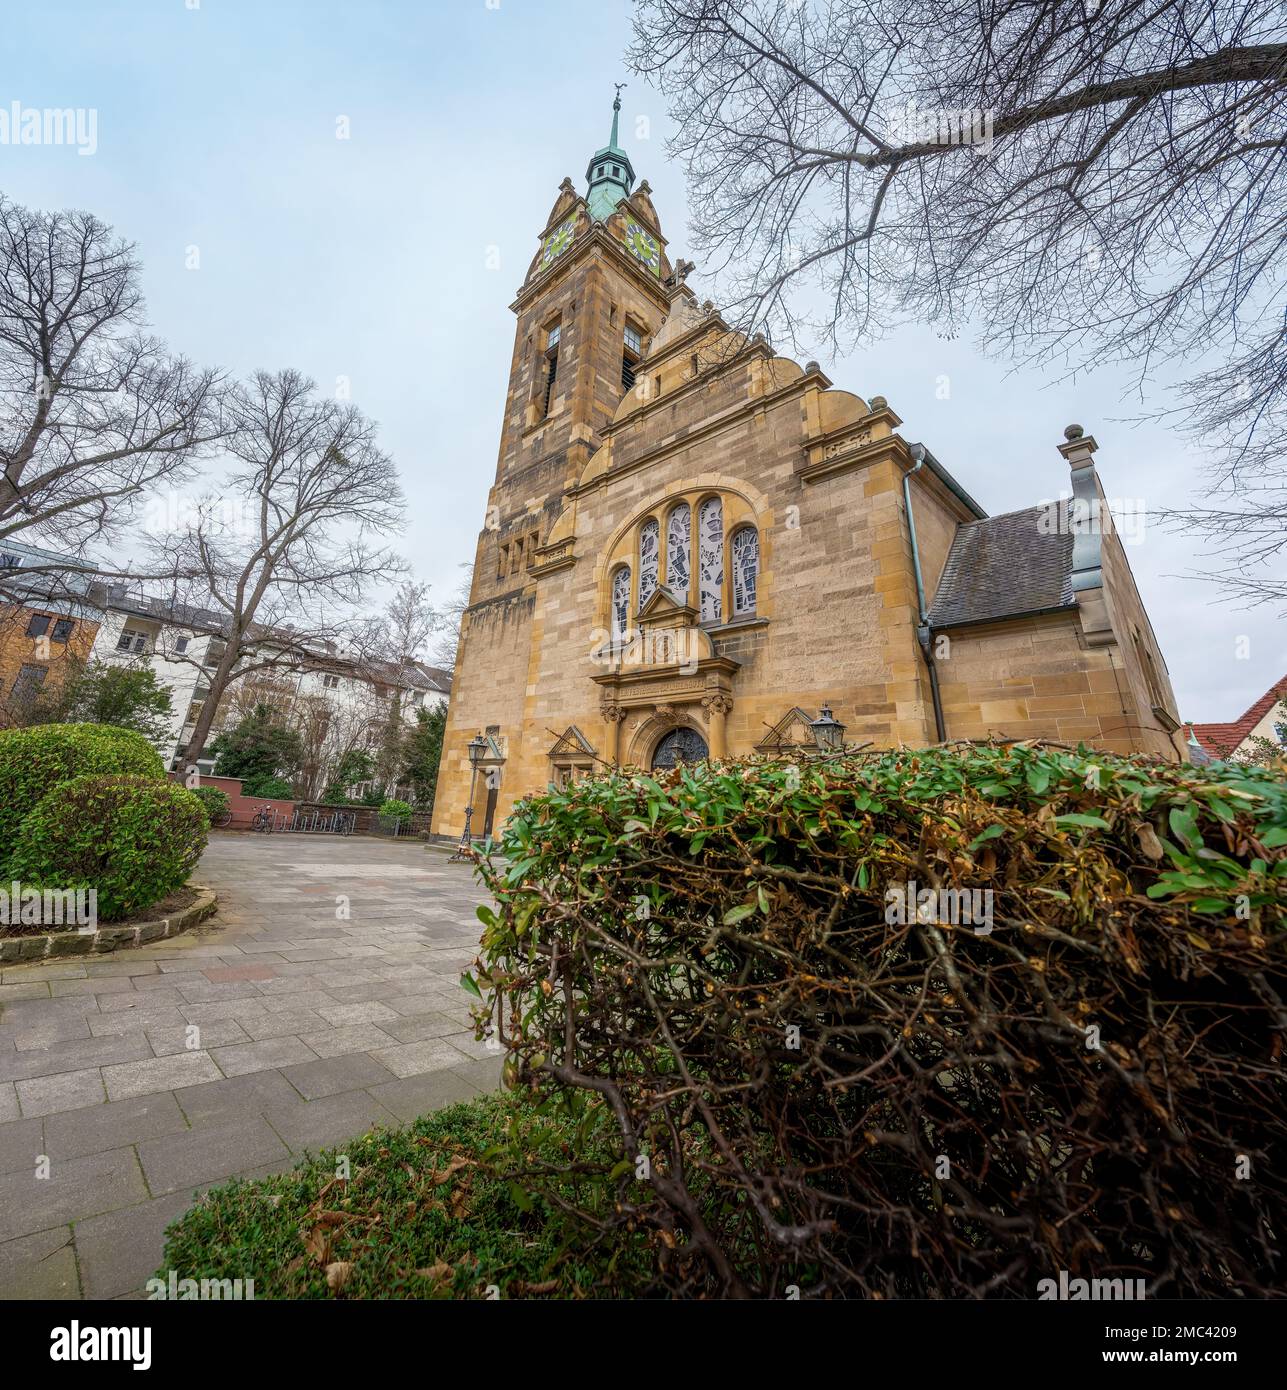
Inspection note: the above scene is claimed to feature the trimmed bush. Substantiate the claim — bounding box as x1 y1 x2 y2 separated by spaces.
378 798 414 825
0 723 164 854
473 744 1287 1299
189 786 230 825
242 774 293 800
8 774 209 920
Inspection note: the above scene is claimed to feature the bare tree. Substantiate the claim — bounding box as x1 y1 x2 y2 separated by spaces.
629 0 1287 604
0 196 226 594
152 368 405 768
431 563 472 671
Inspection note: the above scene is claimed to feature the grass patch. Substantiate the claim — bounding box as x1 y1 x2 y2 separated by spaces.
158 1091 653 1299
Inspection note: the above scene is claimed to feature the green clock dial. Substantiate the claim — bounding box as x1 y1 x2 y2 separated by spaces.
540 218 576 268
624 220 660 275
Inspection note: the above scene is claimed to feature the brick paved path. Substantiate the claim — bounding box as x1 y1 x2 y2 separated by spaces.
0 833 497 1299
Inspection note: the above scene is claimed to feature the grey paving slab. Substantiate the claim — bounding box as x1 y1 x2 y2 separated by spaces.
264 1091 398 1155
17 1066 106 1118
146 1016 249 1057
0 1081 18 1123
208 1036 318 1077
0 1115 44 1175
102 1051 224 1102
76 1191 200 1299
0 1226 79 1299
172 1070 304 1127
370 1038 470 1079
297 1022 398 1058
0 1147 148 1242
137 1115 291 1196
280 1052 396 1100
367 1069 483 1121
44 1092 188 1162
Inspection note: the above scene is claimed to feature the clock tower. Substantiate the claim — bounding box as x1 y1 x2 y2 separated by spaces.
433 94 675 838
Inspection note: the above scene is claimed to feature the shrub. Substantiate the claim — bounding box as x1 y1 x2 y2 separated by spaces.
189 786 230 825
8 774 209 920
241 774 293 800
378 798 414 825
0 723 165 854
473 744 1287 1299
158 1093 653 1299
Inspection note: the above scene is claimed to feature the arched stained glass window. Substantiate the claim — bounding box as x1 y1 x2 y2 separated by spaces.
731 527 759 615
666 503 690 602
638 518 660 607
697 497 723 623
611 565 631 640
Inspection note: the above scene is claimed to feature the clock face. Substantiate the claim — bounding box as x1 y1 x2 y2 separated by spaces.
540 218 576 268
624 220 661 275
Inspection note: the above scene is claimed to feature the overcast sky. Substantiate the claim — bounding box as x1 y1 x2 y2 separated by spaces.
4 0 1281 722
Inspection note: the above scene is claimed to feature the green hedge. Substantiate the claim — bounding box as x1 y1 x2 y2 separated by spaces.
473 743 1287 1298
8 774 208 920
378 798 414 824
0 723 164 854
189 786 230 825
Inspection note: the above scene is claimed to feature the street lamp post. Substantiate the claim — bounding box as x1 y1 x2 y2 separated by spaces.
449 733 489 861
809 703 846 753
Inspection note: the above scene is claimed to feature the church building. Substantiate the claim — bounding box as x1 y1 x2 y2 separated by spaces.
431 97 1183 840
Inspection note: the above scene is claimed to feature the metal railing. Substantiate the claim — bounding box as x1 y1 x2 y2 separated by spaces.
255 808 356 835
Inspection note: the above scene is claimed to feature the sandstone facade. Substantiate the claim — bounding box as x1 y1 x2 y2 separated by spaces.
432 118 1182 839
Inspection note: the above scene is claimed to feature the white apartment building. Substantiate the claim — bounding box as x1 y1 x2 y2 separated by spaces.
87 584 450 787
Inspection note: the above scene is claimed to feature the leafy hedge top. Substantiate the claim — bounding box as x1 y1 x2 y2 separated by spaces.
472 743 1287 1298
6 773 207 921
0 723 165 853
488 743 1286 926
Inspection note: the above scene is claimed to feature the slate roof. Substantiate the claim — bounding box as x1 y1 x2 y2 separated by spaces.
1189 676 1287 758
927 503 1075 629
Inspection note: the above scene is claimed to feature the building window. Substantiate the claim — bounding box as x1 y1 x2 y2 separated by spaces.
10 663 47 704
322 674 340 690
526 531 540 567
51 618 74 644
542 327 559 418
610 564 631 641
612 165 621 178
497 543 508 577
25 613 51 638
0 553 21 569
698 497 724 623
624 324 642 355
638 518 660 608
622 323 642 392
116 627 151 655
174 636 189 654
731 527 759 615
666 503 691 602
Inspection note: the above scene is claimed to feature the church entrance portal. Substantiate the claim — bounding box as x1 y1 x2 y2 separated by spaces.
651 727 709 769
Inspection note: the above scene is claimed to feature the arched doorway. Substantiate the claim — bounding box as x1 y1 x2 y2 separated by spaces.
651 726 709 769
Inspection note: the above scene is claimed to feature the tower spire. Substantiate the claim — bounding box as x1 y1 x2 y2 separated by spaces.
586 86 635 222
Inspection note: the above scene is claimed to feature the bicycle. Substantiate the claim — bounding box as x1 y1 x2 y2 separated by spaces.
250 804 276 833
212 807 233 828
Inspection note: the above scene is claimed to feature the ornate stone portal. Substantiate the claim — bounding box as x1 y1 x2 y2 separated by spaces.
591 589 737 768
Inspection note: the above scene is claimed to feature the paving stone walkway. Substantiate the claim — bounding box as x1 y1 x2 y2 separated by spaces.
0 833 497 1299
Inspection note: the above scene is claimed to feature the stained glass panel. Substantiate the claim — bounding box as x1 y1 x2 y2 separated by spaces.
698 497 723 623
666 504 690 602
611 565 631 640
638 519 660 608
732 528 758 615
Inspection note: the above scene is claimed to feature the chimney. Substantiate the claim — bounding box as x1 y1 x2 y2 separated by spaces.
1057 424 1113 647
